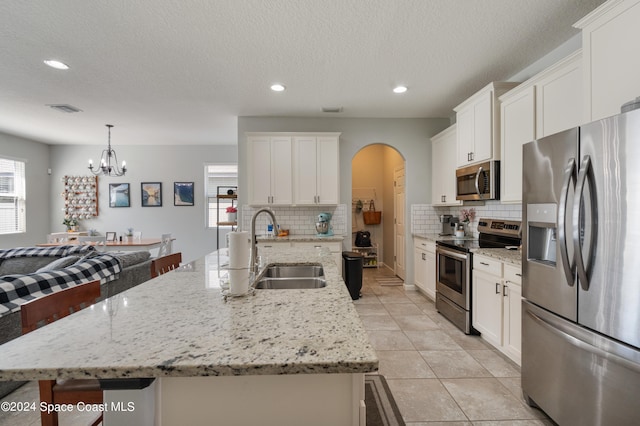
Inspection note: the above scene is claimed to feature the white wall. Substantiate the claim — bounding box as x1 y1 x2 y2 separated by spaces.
49 144 237 262
0 132 51 249
237 117 450 283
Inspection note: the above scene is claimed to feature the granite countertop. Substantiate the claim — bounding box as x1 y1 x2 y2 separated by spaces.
0 246 377 381
412 232 441 242
257 235 344 243
413 233 522 267
412 233 476 243
473 248 522 267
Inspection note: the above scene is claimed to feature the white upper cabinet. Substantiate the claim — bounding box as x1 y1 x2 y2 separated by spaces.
500 86 536 203
247 135 293 205
293 135 340 205
431 124 462 206
247 132 340 206
535 50 583 137
499 50 583 203
455 82 518 168
575 0 640 122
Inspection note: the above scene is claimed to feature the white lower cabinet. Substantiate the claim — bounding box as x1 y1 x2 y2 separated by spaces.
413 238 436 301
502 264 522 364
472 254 522 365
257 240 343 273
292 241 343 270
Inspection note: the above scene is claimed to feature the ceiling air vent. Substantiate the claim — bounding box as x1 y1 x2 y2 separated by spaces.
47 104 82 113
321 106 343 113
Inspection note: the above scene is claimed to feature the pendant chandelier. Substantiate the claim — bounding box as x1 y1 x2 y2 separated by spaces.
88 124 127 177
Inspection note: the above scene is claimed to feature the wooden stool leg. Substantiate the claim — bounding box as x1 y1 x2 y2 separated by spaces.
39 380 58 426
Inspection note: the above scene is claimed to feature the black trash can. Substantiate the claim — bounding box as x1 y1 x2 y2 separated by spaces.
342 251 364 300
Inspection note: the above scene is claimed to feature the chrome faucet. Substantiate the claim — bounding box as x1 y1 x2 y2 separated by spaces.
250 208 279 274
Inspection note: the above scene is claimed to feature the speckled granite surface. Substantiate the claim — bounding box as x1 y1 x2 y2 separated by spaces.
412 232 443 242
473 248 522 266
257 235 344 243
0 247 377 381
413 234 522 267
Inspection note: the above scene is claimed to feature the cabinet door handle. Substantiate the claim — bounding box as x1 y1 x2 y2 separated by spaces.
480 261 489 266
495 283 501 294
471 152 474 161
422 253 426 260
503 284 508 297
516 273 522 277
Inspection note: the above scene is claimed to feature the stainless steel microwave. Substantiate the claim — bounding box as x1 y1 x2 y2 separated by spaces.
456 160 499 201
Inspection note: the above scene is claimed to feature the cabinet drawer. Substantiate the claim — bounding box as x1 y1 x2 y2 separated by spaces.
473 255 502 277
258 241 292 248
292 241 342 252
504 264 522 285
414 238 435 253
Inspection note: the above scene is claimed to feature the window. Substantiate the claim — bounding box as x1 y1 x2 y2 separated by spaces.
0 158 26 234
205 164 237 228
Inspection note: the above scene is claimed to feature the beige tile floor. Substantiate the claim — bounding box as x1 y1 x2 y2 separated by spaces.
357 266 553 426
0 267 553 426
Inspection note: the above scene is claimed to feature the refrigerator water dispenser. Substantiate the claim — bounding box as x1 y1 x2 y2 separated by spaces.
527 203 558 265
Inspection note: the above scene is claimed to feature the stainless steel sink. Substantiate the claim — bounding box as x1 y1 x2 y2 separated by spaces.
263 264 324 278
254 277 327 289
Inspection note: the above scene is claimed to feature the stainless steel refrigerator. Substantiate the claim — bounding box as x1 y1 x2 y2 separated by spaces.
522 108 640 425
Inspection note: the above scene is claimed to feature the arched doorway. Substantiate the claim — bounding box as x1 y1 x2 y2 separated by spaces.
351 144 405 278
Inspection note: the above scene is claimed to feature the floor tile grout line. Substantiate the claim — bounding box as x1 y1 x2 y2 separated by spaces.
360 268 550 424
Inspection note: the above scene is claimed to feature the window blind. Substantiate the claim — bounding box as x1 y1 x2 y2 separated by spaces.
0 158 26 234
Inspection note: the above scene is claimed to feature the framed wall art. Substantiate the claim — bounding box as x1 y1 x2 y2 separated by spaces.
141 182 162 207
109 183 130 207
174 182 194 206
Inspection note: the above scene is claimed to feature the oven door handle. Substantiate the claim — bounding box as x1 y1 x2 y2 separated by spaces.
436 246 469 261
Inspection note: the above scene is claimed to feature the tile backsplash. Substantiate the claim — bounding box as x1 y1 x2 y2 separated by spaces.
411 201 522 237
240 204 347 236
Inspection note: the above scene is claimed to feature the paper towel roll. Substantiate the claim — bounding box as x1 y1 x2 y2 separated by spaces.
228 268 250 296
228 231 250 269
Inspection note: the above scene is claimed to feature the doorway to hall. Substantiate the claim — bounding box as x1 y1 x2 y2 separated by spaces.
351 144 405 281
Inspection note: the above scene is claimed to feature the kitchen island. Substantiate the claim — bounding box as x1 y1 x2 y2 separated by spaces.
0 246 377 425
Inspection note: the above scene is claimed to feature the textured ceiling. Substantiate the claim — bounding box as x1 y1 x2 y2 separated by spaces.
0 0 605 146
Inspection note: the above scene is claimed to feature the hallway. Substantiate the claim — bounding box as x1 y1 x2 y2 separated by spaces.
356 267 552 425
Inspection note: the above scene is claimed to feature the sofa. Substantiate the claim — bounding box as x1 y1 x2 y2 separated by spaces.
0 245 153 397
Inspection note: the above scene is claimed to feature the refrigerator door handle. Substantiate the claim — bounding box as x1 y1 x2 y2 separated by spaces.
573 155 597 291
558 157 576 287
526 308 640 374
474 167 485 199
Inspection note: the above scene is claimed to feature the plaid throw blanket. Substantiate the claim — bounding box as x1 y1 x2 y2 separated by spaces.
0 250 122 317
0 245 95 260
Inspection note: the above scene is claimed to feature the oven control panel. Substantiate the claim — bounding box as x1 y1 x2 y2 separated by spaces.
477 218 521 237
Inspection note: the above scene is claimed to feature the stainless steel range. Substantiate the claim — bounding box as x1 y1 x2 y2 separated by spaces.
435 218 521 334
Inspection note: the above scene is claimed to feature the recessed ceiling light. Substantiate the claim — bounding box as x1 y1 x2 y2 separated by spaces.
270 84 286 92
44 59 70 70
393 85 408 94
